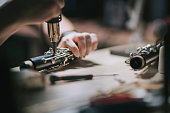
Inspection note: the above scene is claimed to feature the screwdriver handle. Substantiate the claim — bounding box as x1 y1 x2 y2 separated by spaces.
50 74 94 84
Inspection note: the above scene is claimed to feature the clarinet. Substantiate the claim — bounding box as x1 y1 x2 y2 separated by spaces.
20 48 76 73
125 41 164 70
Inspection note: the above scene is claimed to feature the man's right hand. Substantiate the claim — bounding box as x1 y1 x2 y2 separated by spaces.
0 0 65 45
11 0 65 25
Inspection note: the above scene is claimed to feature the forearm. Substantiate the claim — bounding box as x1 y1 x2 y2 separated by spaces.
0 20 23 46
0 1 24 45
0 0 64 45
60 15 75 34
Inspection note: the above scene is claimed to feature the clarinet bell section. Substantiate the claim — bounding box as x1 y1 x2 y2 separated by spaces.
20 48 77 73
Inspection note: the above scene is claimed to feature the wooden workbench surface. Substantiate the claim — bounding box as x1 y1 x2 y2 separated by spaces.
16 44 162 113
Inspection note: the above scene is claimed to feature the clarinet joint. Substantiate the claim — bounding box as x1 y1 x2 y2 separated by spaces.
20 47 76 73
125 41 164 70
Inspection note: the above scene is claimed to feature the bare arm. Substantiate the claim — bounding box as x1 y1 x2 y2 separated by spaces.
60 15 75 34
0 1 24 45
0 0 64 45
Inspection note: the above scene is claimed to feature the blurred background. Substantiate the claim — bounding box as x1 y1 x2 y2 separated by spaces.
0 0 170 67
62 0 170 47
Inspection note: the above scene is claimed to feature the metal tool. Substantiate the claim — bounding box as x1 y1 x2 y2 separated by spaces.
47 15 62 55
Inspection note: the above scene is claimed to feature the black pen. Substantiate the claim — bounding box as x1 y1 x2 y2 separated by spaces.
50 74 94 84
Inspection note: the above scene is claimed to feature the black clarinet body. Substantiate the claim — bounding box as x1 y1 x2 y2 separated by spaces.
20 48 76 72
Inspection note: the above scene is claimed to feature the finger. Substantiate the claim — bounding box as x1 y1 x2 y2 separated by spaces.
73 34 86 57
58 38 80 57
57 38 66 48
93 42 98 50
90 33 98 50
47 0 64 18
44 0 62 18
57 0 65 8
83 33 92 55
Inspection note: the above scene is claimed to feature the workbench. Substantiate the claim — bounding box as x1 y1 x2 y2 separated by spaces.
13 43 164 113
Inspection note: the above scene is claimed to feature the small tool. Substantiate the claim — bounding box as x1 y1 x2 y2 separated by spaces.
50 74 94 84
47 15 62 55
49 74 118 84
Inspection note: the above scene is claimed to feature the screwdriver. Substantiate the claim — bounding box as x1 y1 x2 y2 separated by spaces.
47 15 62 55
50 74 94 84
49 74 118 84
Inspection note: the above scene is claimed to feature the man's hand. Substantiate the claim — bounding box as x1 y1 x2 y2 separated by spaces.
0 0 65 45
11 0 65 25
58 32 98 57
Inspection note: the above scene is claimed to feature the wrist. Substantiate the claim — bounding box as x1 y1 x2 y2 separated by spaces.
60 30 77 38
